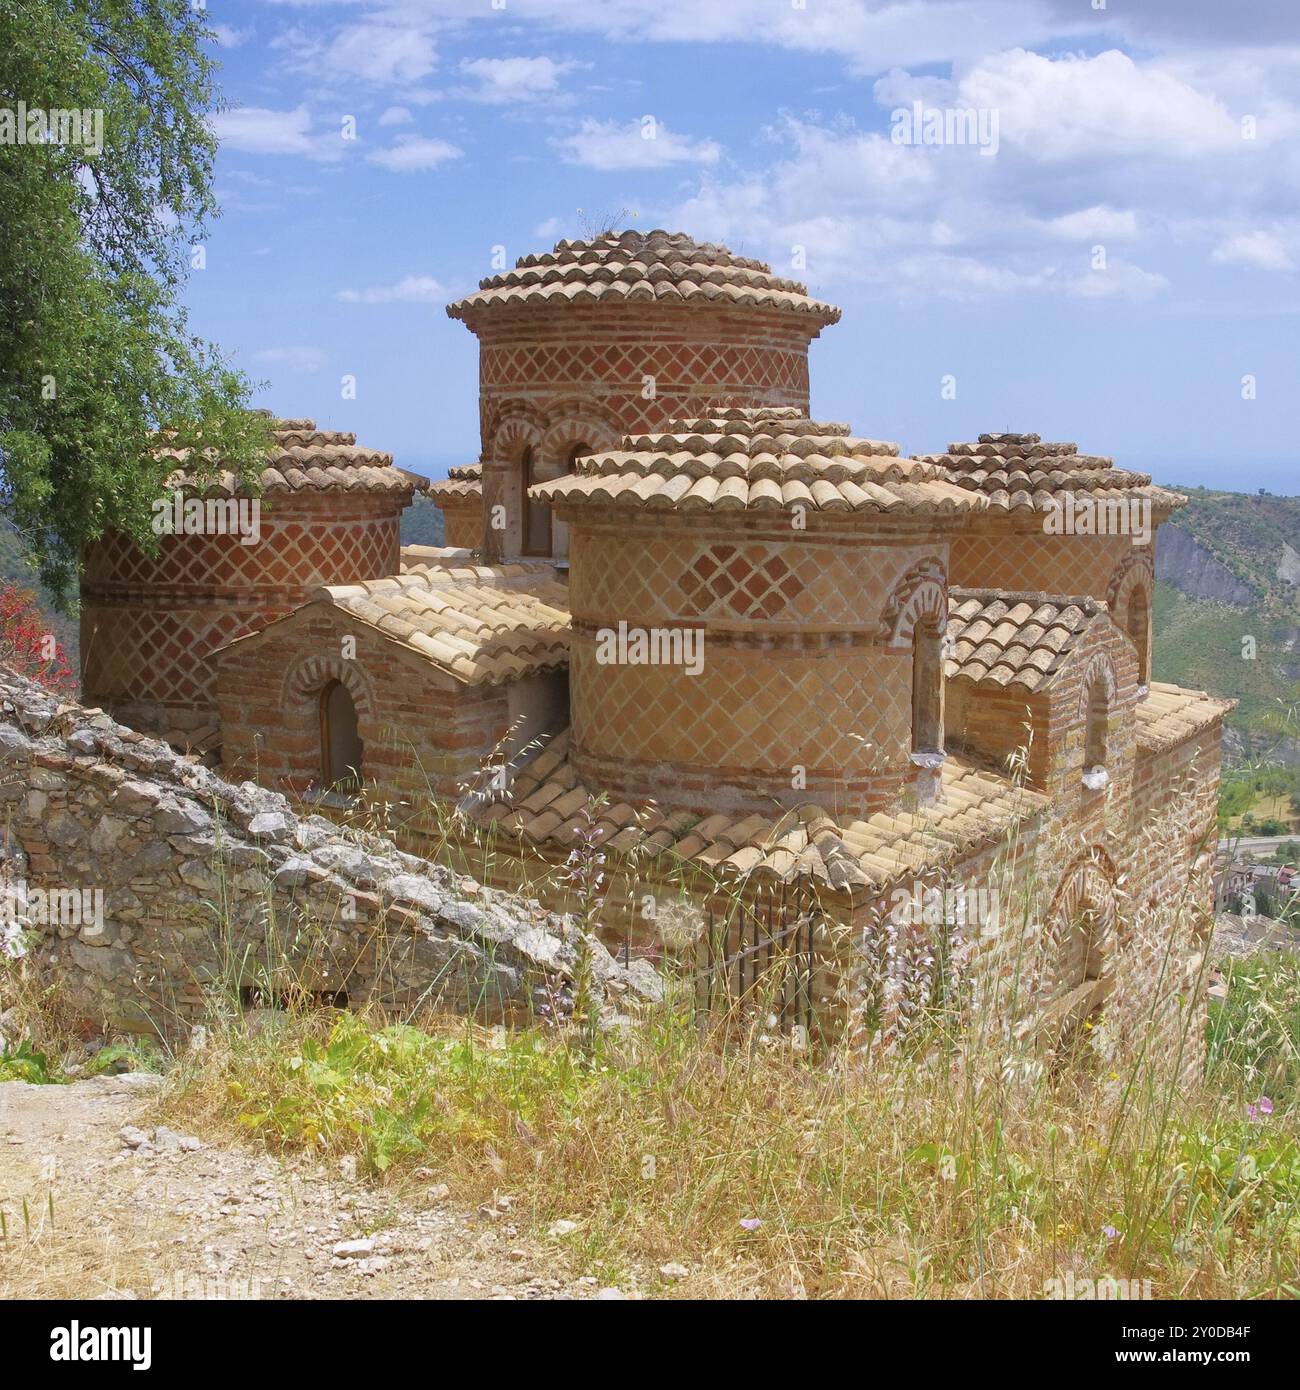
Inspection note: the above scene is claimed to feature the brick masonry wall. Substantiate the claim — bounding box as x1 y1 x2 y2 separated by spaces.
563 514 953 813
460 303 825 560
439 501 483 550
216 605 511 813
81 493 409 735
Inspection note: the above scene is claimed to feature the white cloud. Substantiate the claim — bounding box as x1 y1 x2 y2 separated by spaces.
379 106 413 127
556 118 721 170
459 55 576 103
1066 260 1169 300
1212 231 1296 272
336 275 447 304
1045 207 1138 241
210 24 250 48
253 346 329 373
289 20 437 86
534 216 564 238
951 48 1240 160
366 134 463 172
211 105 342 161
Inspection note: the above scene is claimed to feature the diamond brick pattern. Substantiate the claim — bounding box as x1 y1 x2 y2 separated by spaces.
84 514 400 593
570 530 938 634
950 531 1152 606
82 494 406 729
570 641 909 786
481 341 809 395
82 607 268 709
679 545 802 620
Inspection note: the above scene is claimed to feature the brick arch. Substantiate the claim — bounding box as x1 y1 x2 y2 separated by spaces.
539 398 622 479
1045 850 1119 998
882 558 948 648
280 652 377 722
1108 551 1154 683
1106 549 1154 612
1076 651 1118 721
489 412 546 466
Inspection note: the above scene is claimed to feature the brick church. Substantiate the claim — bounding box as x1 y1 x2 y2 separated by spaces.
80 229 1231 1053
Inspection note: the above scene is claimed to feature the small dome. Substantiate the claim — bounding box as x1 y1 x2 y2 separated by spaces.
426 460 483 502
916 433 1185 514
532 407 982 515
447 229 841 324
158 418 424 496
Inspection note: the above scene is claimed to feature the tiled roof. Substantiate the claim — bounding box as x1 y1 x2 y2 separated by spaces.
946 589 1107 691
317 568 570 685
1136 682 1235 753
399 549 556 587
915 433 1185 515
427 461 483 503
447 229 841 324
469 733 1044 892
160 417 424 497
533 408 986 516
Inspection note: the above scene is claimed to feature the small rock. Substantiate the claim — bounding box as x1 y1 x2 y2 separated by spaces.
331 1238 376 1259
594 1287 628 1300
548 1219 579 1238
118 1125 149 1150
507 1249 527 1263
659 1262 689 1281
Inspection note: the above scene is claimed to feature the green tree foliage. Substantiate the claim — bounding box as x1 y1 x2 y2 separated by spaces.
0 0 270 606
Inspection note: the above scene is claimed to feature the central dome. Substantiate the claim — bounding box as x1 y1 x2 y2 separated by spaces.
447 229 841 323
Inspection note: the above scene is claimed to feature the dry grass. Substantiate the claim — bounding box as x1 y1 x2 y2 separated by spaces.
159 971 1300 1299
0 1150 169 1300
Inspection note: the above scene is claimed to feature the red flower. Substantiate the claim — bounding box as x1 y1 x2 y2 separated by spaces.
0 582 75 694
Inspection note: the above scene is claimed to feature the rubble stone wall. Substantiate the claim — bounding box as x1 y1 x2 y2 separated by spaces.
0 670 655 1040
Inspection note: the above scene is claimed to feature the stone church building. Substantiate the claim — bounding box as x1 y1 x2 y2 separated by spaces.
80 230 1231 1053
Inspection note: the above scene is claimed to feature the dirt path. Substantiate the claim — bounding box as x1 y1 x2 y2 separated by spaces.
0 1075 628 1300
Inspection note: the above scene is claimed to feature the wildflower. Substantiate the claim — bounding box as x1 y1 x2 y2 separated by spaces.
1246 1095 1274 1122
1103 1225 1119 1240
739 1218 762 1232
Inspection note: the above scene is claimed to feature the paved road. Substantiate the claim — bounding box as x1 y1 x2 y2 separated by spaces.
1218 834 1300 858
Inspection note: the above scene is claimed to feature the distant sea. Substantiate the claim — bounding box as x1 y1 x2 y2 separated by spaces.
1135 458 1298 496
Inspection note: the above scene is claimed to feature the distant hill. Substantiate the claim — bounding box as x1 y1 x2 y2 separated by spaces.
1154 487 1300 764
399 495 447 548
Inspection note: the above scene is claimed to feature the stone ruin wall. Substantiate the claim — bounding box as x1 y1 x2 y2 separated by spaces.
0 670 656 1041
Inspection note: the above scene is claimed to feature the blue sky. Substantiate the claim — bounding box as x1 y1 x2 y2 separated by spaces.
194 0 1299 493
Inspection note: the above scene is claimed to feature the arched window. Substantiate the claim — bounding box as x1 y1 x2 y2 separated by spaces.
1082 676 1109 789
319 680 363 794
911 618 944 757
1126 590 1150 686
521 446 551 556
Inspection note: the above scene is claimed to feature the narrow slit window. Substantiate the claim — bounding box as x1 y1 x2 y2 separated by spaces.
320 680 363 793
521 446 551 556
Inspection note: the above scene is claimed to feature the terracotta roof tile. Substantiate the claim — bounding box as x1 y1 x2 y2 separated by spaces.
447 229 840 324
1136 682 1235 753
159 417 424 498
426 461 483 504
467 735 1043 891
535 408 986 517
946 587 1106 691
316 566 570 685
915 432 1184 515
